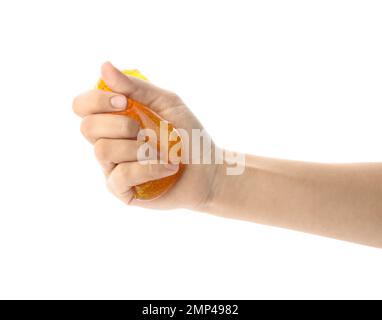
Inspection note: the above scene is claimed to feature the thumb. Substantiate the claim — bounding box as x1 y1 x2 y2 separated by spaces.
101 62 170 110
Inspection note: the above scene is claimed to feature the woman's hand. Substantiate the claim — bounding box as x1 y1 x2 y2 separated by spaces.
73 62 219 210
73 62 382 248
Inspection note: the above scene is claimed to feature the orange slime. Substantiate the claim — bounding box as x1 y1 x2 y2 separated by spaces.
97 70 184 200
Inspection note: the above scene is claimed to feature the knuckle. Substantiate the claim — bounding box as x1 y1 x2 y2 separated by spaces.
112 165 130 193
72 95 81 114
80 116 93 139
94 139 109 162
165 91 183 106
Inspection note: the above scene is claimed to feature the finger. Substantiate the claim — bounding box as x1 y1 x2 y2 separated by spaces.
107 161 179 197
94 138 141 174
80 114 139 144
101 62 183 113
73 89 127 117
106 182 135 205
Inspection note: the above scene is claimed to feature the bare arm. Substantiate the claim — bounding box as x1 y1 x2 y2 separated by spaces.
74 63 382 249
204 155 382 247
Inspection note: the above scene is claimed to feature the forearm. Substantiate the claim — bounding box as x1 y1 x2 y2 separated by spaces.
203 154 382 247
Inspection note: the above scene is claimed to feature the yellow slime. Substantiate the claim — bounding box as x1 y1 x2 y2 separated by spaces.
97 70 184 200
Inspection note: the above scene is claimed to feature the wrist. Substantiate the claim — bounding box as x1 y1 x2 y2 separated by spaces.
195 150 246 214
197 163 226 213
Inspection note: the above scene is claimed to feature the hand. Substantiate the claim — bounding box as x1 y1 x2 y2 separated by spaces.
73 62 219 210
73 64 382 248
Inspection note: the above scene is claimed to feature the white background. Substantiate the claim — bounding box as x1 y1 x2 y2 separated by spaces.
0 0 381 299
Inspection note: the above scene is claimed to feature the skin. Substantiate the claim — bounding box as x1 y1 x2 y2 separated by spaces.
73 62 382 248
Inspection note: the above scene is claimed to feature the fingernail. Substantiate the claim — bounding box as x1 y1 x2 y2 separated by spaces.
110 95 127 110
164 163 179 172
